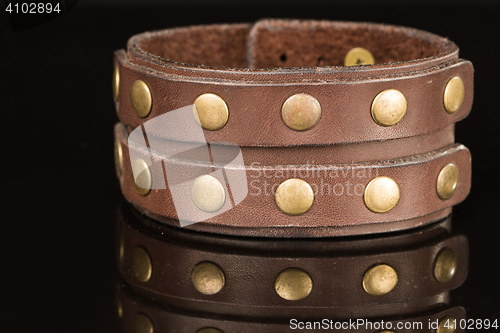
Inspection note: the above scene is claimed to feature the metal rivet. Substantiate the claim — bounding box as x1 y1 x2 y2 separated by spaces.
134 313 154 333
434 248 457 283
191 262 225 295
362 264 398 296
132 246 152 282
113 62 120 101
114 138 123 177
132 159 151 196
437 163 459 200
344 47 375 66
190 175 226 213
196 328 224 333
281 93 322 131
371 89 407 127
444 76 465 114
193 93 229 130
275 178 315 216
275 268 313 301
437 316 456 333
364 176 400 213
376 331 395 333
130 80 152 118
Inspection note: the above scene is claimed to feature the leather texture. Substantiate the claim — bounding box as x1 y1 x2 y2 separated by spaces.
113 19 473 237
117 204 468 319
117 284 466 333
115 122 470 237
114 20 473 147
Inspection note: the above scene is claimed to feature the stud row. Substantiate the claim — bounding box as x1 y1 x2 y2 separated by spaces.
113 64 465 131
128 245 458 300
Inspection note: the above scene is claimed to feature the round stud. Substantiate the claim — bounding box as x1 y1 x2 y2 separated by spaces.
371 89 407 126
281 93 322 131
437 316 456 333
132 246 152 282
443 76 465 114
363 264 398 296
191 262 225 295
196 328 224 333
275 178 315 216
114 138 123 177
344 47 375 66
113 62 120 101
193 93 229 130
434 247 457 283
376 331 395 333
275 268 313 301
364 176 400 213
130 80 152 118
190 175 226 213
132 159 152 196
436 163 459 200
133 313 154 333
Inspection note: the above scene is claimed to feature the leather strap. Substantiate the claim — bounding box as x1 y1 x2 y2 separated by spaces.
115 122 471 237
117 205 468 319
114 20 473 147
117 285 466 333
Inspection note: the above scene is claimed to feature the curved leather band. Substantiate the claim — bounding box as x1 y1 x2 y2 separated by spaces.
117 286 466 333
117 205 468 319
114 19 473 147
115 123 471 237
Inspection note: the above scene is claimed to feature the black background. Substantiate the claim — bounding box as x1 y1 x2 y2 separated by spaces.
1 1 499 332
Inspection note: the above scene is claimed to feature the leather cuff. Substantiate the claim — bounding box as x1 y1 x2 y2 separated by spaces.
113 19 473 237
117 204 468 319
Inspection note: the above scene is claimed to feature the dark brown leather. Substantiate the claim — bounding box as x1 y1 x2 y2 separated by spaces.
115 122 471 237
117 284 466 333
114 20 473 147
117 205 468 319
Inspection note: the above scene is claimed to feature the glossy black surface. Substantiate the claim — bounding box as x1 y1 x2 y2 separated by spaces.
1 3 499 332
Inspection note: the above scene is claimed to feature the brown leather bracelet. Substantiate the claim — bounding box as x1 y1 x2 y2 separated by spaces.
113 20 473 147
113 19 473 237
117 204 468 319
115 122 471 237
117 285 466 333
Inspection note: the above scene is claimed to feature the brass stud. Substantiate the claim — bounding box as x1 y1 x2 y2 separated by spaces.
281 93 322 131
275 178 315 216
363 264 398 296
133 313 154 333
344 47 375 66
190 175 226 213
376 331 395 333
434 248 457 283
130 80 152 118
113 62 120 101
193 93 229 130
437 316 456 333
114 138 123 177
443 76 465 114
436 163 459 200
275 268 313 301
364 176 400 213
132 159 152 196
191 262 225 295
371 89 407 127
132 246 152 282
196 328 224 333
